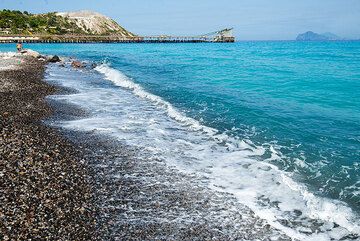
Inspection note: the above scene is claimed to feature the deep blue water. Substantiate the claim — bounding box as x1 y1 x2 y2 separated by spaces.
1 42 360 239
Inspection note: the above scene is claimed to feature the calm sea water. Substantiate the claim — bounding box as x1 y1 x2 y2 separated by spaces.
1 41 359 239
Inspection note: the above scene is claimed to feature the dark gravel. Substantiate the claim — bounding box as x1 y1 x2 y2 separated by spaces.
57 129 291 241
0 57 96 240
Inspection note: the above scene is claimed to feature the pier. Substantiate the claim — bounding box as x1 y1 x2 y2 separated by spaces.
0 29 235 43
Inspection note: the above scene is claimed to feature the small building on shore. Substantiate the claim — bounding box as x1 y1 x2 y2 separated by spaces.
0 28 11 35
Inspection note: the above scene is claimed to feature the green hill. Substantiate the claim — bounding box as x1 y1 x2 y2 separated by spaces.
0 9 134 36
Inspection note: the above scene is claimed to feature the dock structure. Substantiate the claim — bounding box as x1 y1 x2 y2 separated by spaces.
141 28 235 43
0 28 235 43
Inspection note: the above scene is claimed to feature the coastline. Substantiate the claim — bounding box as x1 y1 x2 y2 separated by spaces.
0 56 95 240
0 52 291 240
44 57 292 240
1 45 359 240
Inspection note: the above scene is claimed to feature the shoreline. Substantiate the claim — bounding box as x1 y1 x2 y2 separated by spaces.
44 58 292 240
2 49 359 240
0 52 291 240
0 56 96 240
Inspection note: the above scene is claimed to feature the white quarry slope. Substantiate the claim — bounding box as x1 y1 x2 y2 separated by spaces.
56 10 134 36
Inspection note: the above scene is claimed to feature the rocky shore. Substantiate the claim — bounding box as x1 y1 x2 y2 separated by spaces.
0 56 95 240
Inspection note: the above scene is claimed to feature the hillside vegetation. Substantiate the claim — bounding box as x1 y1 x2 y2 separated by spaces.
0 9 134 36
0 10 86 35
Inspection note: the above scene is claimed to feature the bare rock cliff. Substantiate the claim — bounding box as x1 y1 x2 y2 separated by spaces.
56 10 134 36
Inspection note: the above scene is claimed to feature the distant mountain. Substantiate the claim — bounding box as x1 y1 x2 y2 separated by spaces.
296 31 342 41
321 32 342 40
0 9 134 37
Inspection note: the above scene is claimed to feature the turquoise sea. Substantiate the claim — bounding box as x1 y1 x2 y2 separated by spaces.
1 41 359 239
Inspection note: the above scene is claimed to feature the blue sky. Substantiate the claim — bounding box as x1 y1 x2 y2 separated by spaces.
1 0 359 40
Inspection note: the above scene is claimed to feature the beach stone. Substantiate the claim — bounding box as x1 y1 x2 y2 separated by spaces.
37 55 47 61
48 55 61 63
71 61 84 68
20 49 40 58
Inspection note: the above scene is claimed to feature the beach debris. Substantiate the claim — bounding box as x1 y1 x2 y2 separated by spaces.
48 55 61 63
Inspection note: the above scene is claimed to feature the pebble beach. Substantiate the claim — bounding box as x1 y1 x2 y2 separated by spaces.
0 55 96 240
4 42 359 240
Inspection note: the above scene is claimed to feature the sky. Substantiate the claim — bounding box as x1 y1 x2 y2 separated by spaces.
1 0 360 40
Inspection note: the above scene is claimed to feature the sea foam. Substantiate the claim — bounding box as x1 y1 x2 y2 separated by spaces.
47 63 360 240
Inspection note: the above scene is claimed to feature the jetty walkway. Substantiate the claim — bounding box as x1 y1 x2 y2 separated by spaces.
0 29 235 43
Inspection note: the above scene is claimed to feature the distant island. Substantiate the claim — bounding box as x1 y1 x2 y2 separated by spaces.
0 9 134 37
296 31 342 41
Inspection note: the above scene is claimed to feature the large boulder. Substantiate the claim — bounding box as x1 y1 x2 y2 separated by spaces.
71 61 83 68
21 49 40 58
48 55 61 63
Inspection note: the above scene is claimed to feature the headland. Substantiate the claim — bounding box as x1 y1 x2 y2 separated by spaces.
0 10 235 43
